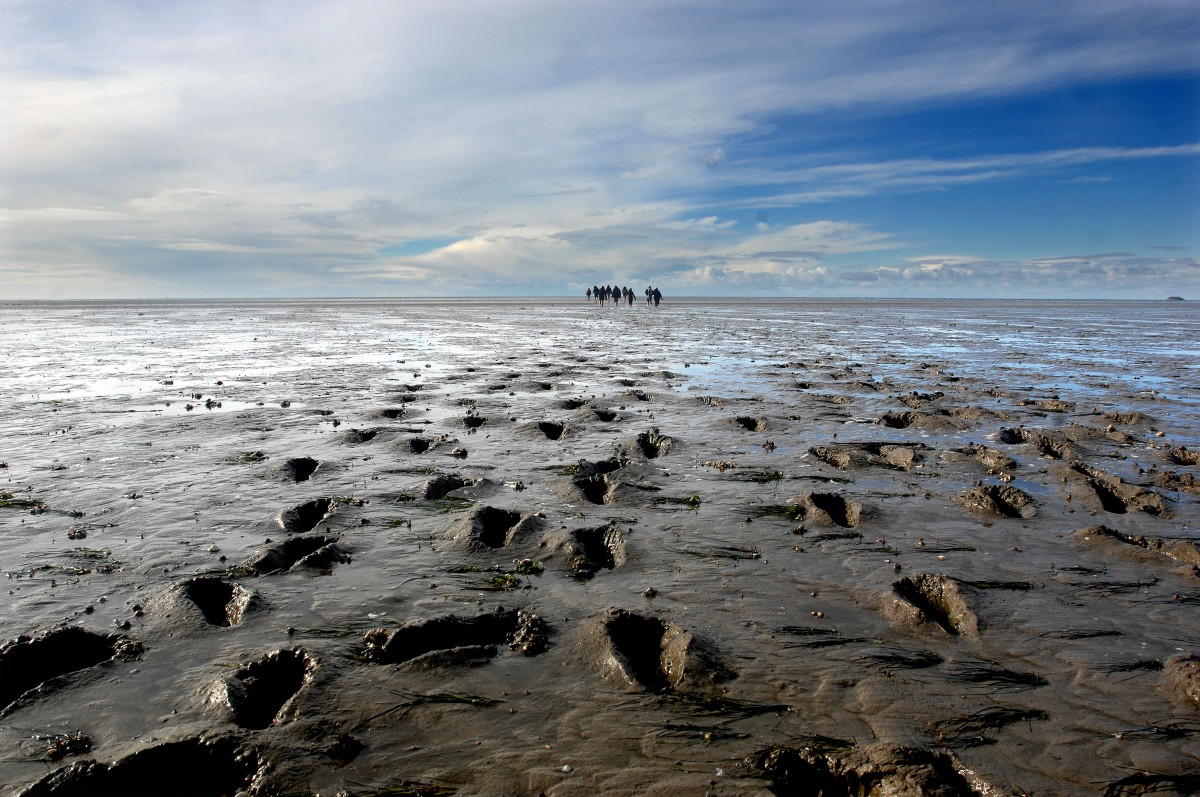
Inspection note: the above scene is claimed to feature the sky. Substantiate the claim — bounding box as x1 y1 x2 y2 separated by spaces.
2 0 1199 299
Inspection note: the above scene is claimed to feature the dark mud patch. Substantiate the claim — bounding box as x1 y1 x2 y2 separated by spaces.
1072 463 1168 515
375 408 407 419
407 437 433 454
749 742 983 797
283 457 320 482
634 428 672 459
735 415 765 432
878 411 924 429
276 497 334 534
462 413 487 428
593 408 620 422
209 648 315 729
445 506 532 550
897 390 945 407
1 627 142 714
181 577 256 626
538 421 566 440
890 574 980 637
421 473 471 500
363 608 547 666
799 493 863 528
560 398 587 410
20 736 260 797
1072 525 1200 566
601 608 732 692
962 483 1036 518
246 535 349 574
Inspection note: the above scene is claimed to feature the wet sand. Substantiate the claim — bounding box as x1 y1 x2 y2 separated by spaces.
1 298 1197 796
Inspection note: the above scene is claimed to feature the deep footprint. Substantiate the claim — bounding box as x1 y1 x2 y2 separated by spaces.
1 627 142 713
213 648 314 729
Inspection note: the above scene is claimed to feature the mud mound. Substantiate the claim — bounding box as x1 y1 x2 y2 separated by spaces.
1161 654 1200 710
957 443 1016 471
20 736 260 797
246 535 349 574
897 390 945 407
1150 470 1197 493
878 411 920 429
1168 446 1199 466
635 428 672 459
1071 464 1168 515
890 574 980 637
799 493 863 528
181 577 255 627
749 742 981 797
209 648 315 729
735 415 765 431
962 484 1036 518
283 457 320 482
275 497 334 534
445 506 531 550
1072 525 1200 565
601 608 732 692
537 421 566 440
1 627 142 714
362 608 547 666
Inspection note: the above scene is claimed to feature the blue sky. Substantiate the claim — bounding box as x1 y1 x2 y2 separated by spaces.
2 0 1198 298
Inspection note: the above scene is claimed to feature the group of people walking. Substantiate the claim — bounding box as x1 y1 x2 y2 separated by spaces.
587 285 663 307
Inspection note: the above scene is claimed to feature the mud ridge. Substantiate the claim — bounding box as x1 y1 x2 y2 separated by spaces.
276 497 334 534
1 627 142 714
209 648 315 729
20 736 260 797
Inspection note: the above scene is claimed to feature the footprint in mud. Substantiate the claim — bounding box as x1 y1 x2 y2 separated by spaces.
749 742 983 797
209 648 315 729
549 524 627 577
734 415 765 432
444 506 533 550
462 413 487 428
896 390 945 407
376 408 407 419
600 608 732 692
570 458 624 504
997 427 1077 460
809 442 924 471
283 457 320 483
889 574 980 637
1168 446 1199 466
633 428 672 459
276 497 334 534
1 627 143 714
1071 525 1200 566
538 421 566 441
798 493 864 528
362 608 548 666
961 483 1036 518
246 535 349 574
593 408 620 422
179 577 256 626
1070 463 1168 515
407 437 433 454
956 443 1016 471
420 473 472 500
344 427 381 444
21 736 259 797
560 398 587 410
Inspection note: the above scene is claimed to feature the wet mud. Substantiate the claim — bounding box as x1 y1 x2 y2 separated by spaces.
2 298 1198 796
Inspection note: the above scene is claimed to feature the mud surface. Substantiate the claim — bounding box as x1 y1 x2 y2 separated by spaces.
1 297 1198 796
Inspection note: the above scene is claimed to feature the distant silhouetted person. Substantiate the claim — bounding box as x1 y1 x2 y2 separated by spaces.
652 287 661 307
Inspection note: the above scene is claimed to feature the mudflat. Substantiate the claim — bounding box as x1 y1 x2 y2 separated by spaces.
1 298 1197 796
